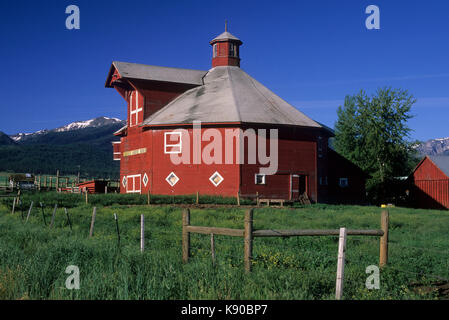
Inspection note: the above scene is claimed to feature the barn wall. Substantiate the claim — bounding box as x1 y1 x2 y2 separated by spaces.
327 150 367 204
119 126 240 196
240 126 319 202
411 157 449 209
129 79 198 119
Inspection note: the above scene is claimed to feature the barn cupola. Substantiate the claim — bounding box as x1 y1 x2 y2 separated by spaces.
210 22 243 68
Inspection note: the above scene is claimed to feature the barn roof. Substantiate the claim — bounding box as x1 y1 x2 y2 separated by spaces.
141 66 327 130
105 61 208 87
429 155 449 177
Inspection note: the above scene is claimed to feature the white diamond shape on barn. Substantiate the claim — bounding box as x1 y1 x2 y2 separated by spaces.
143 173 149 187
165 172 179 187
122 176 127 188
209 171 224 187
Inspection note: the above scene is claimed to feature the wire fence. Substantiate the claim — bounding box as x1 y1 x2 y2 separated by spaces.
2 202 449 298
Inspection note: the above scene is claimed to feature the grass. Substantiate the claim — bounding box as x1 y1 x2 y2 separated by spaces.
0 193 448 300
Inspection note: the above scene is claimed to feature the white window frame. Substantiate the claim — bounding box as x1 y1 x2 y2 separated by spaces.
255 174 266 185
129 91 142 127
164 132 182 154
339 178 348 188
112 141 121 161
126 174 142 193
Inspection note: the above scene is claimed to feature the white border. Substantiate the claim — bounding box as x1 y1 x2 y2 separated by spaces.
209 171 224 187
165 172 179 187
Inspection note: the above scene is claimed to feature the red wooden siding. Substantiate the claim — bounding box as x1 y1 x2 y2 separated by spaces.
411 157 449 209
119 126 240 196
78 180 108 194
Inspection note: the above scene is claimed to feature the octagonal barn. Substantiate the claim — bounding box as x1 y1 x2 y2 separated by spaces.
105 28 366 203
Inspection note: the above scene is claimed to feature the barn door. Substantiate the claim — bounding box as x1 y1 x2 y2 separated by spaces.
291 174 307 200
126 174 142 194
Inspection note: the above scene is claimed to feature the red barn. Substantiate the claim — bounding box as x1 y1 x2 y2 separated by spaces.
105 28 366 203
410 155 449 210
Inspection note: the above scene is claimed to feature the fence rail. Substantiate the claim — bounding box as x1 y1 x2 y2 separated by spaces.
182 208 390 298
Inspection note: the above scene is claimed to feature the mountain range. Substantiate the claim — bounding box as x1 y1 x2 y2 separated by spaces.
0 116 447 178
414 137 449 156
0 117 125 178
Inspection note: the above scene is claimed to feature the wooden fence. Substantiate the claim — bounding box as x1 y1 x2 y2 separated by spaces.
182 208 389 298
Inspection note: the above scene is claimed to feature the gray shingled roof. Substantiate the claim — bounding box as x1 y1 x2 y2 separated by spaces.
141 66 324 129
429 155 449 177
110 61 207 86
210 31 242 44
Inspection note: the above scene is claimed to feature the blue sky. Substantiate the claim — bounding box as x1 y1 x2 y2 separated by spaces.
0 0 448 141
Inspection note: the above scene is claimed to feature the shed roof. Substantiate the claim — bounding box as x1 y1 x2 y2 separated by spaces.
141 66 327 131
106 61 208 87
429 155 449 177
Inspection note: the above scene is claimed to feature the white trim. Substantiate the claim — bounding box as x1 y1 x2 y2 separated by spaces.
126 174 142 193
166 172 179 187
129 91 143 127
209 171 224 187
164 132 182 154
142 173 149 187
255 173 266 185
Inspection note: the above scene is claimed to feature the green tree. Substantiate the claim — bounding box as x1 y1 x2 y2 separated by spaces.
334 87 416 203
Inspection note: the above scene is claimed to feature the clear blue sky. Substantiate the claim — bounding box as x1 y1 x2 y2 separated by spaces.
0 0 448 142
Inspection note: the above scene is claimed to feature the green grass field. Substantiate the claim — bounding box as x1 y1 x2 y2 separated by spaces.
0 192 448 300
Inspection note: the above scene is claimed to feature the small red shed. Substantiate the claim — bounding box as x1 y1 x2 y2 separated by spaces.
410 155 449 210
78 180 109 194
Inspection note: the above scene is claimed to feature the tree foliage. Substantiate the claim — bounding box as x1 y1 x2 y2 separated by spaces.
334 87 417 203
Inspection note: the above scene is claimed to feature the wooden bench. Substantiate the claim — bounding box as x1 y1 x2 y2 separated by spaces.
258 198 285 207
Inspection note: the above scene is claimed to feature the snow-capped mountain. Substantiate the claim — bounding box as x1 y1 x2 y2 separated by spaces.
415 137 449 156
54 117 123 133
10 117 125 143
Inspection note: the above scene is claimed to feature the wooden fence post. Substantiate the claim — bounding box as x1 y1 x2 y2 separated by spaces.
85 190 88 204
25 201 34 223
244 208 254 273
89 207 96 237
114 213 120 246
64 208 72 230
40 202 47 226
211 233 216 266
11 197 16 214
147 190 151 205
182 208 190 263
49 204 57 228
380 210 389 267
236 192 240 206
196 191 199 205
256 192 259 206
335 227 347 300
140 214 145 253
